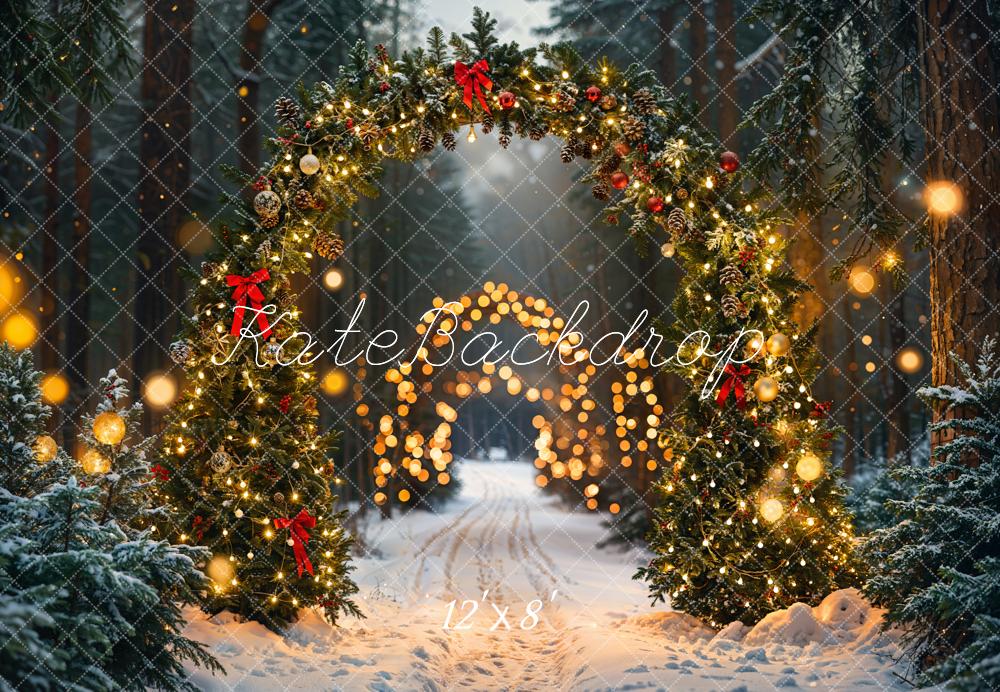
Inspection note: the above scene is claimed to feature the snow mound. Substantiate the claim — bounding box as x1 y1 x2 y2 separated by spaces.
619 611 715 640
741 589 883 648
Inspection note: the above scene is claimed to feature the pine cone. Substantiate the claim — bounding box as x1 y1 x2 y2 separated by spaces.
721 295 746 318
259 213 279 229
357 123 380 149
675 187 689 200
667 207 687 234
312 231 345 260
480 112 495 134
169 339 194 366
560 141 575 163
554 91 576 112
294 189 315 209
275 97 300 127
498 119 513 149
200 261 219 279
719 264 745 287
599 94 618 111
256 239 273 262
441 131 457 151
592 182 611 201
621 115 646 143
418 126 435 152
528 121 546 141
596 153 622 177
630 87 657 114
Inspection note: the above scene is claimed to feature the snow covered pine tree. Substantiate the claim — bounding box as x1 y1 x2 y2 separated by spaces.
0 345 221 689
862 337 1000 689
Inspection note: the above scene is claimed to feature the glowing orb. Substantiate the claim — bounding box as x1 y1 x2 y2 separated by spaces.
796 452 823 482
40 373 69 404
206 555 236 586
93 411 126 445
323 268 344 290
0 264 19 311
176 220 213 254
766 333 790 357
321 368 349 396
760 498 784 523
80 448 110 474
896 347 924 374
924 181 962 216
144 373 178 408
753 376 779 403
2 312 37 349
849 266 876 296
34 435 58 463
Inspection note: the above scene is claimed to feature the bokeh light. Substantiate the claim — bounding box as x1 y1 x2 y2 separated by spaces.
323 268 344 290
2 311 37 349
206 555 236 586
924 181 962 216
40 373 69 404
0 263 20 312
321 368 349 396
177 219 214 254
896 346 924 374
144 373 178 408
848 266 876 296
760 498 784 523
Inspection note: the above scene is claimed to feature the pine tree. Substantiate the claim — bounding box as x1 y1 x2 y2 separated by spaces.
861 337 1000 688
0 343 71 496
0 478 222 690
77 370 164 536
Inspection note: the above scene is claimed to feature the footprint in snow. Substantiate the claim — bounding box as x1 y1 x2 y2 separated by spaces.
775 676 798 687
340 654 368 667
411 645 430 661
624 665 649 673
735 664 757 673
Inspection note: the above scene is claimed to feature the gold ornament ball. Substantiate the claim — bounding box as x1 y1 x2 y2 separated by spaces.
93 410 126 445
299 153 321 175
796 452 824 482
80 448 111 475
766 333 791 357
753 376 779 402
34 435 58 464
760 498 784 523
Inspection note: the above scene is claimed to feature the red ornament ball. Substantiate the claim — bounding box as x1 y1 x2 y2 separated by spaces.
498 90 516 110
610 171 629 190
585 85 602 102
646 195 665 213
613 141 631 157
719 150 740 173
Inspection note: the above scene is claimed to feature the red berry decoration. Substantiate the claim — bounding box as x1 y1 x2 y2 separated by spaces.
646 195 665 213
610 171 629 189
379 81 390 93
719 150 740 173
585 85 602 102
498 90 516 110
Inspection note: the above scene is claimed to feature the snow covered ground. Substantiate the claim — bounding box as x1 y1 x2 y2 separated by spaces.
183 460 911 690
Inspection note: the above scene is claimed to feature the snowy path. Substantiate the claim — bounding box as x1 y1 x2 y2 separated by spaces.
184 461 912 691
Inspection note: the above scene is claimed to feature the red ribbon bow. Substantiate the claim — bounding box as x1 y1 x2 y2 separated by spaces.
226 268 273 339
274 508 316 577
150 464 170 482
454 59 493 113
716 364 751 409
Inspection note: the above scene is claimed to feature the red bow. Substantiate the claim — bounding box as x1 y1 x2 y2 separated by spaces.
226 268 272 339
150 464 170 481
716 364 751 409
274 508 316 577
454 59 493 113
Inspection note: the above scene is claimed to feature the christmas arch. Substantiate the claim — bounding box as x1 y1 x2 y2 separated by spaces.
159 7 857 630
365 281 664 511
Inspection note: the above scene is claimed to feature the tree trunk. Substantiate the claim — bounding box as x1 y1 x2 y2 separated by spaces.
66 103 92 430
134 0 194 425
840 298 861 478
40 119 61 375
658 5 676 88
884 289 911 460
918 0 1000 450
236 1 279 176
689 1 710 126
715 0 738 144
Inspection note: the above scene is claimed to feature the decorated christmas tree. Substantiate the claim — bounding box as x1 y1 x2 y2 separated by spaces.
0 343 72 495
634 169 860 622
